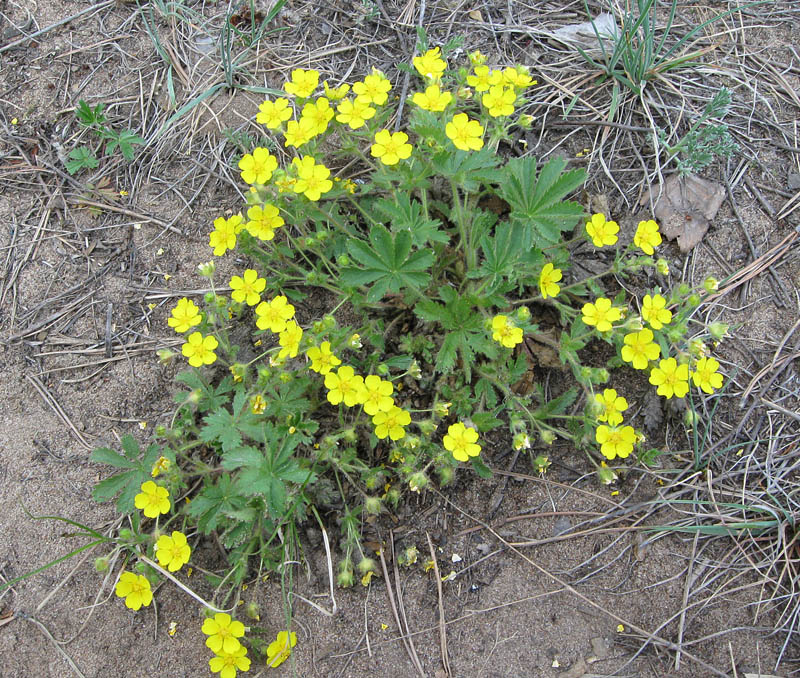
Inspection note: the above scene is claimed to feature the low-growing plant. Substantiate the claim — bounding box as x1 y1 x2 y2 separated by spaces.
64 99 145 174
7 41 731 678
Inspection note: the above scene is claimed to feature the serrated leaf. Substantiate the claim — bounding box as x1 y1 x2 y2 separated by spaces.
65 147 98 175
431 147 500 192
186 475 246 533
91 446 138 469
373 193 447 247
200 408 242 452
471 455 493 478
471 412 503 431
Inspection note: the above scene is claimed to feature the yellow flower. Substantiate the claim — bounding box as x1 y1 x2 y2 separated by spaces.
502 65 536 89
266 630 297 668
481 85 516 117
691 356 723 394
335 96 376 129
620 328 660 369
292 155 333 201
238 147 278 185
372 405 411 441
155 531 191 572
209 645 250 678
352 73 391 105
181 331 218 367
151 455 171 477
370 129 413 166
361 374 394 416
255 295 295 333
594 389 628 426
256 97 292 129
633 219 662 255
230 269 266 306
445 113 484 151
443 422 481 462
115 571 153 610
307 341 341 374
641 293 672 330
411 84 453 112
134 480 170 518
284 116 318 147
246 203 284 241
325 365 366 406
649 357 690 399
278 320 303 359
595 425 636 460
250 394 266 414
468 50 488 66
168 297 201 333
413 47 447 80
202 613 246 655
284 68 319 98
585 213 619 247
466 65 500 92
209 214 243 256
538 262 562 299
301 97 334 134
491 314 523 348
323 80 350 100
581 297 622 332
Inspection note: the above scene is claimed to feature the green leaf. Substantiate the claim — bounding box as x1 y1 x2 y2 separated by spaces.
90 438 164 513
75 100 107 127
471 412 503 432
65 147 98 175
373 193 447 247
471 455 493 478
341 224 434 302
106 129 145 161
498 156 586 247
533 387 578 420
91 445 138 469
431 147 500 192
186 475 247 533
200 408 243 453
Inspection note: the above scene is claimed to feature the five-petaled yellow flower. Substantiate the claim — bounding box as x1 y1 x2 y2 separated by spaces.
361 375 394 416
230 269 266 306
585 213 619 247
245 203 284 241
284 68 319 98
538 262 562 299
115 571 153 610
307 341 341 374
641 293 672 330
202 612 246 655
255 295 295 333
411 84 453 112
445 113 484 151
256 97 292 129
134 480 170 518
649 357 689 399
491 314 524 348
324 80 350 100
278 320 303 359
620 328 660 370
594 389 628 426
284 117 318 148
292 155 333 201
301 97 334 134
209 214 243 256
581 297 622 332
155 531 191 572
443 421 481 462
371 129 413 166
182 331 219 367
168 297 201 333
325 366 366 407
633 219 662 255
481 85 516 117
353 73 391 105
466 65 500 92
372 405 411 441
413 47 447 80
335 97 376 129
267 630 298 668
209 645 250 678
238 147 277 185
502 65 536 89
691 356 724 393
595 425 636 460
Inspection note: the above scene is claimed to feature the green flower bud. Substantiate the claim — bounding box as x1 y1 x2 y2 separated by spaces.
597 464 618 485
684 409 699 429
532 454 551 473
385 488 401 507
197 261 216 277
357 557 377 575
539 430 556 445
709 322 729 341
377 363 389 376
155 425 167 437
245 602 260 621
322 315 336 330
204 291 216 304
118 528 133 540
513 432 531 450
433 401 451 418
304 237 316 248
436 464 454 486
157 349 175 365
656 258 670 275
364 496 382 515
408 360 421 379
408 472 428 493
687 294 701 307
337 255 351 267
516 306 531 322
703 276 719 293
337 559 354 588
316 230 330 242
343 428 357 443
417 419 435 436
94 556 110 572
312 320 325 333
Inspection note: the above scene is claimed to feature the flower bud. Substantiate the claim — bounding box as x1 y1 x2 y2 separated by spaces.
417 419 435 436
348 333 362 349
337 559 354 588
204 291 216 304
688 338 707 357
364 496 382 515
539 430 556 445
197 261 216 277
399 545 419 566
436 464 454 486
408 472 428 493
687 294 701 307
157 349 175 365
377 363 389 376
304 237 316 248
532 455 551 474
656 258 670 275
245 602 260 621
597 464 618 485
512 432 531 450
703 276 719 293
434 401 451 418
385 487 401 507
312 320 325 333
94 556 110 572
408 360 421 379
518 113 534 129
119 528 133 540
337 254 351 267
342 428 357 443
357 557 378 575
683 409 699 429
516 306 531 322
678 283 690 296
468 50 487 66
709 322 729 341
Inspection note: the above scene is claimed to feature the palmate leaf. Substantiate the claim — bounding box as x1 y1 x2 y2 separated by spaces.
341 224 434 302
186 474 248 534
372 193 447 247
91 435 169 513
498 156 586 247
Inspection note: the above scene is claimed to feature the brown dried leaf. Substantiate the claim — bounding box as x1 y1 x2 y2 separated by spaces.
649 174 725 252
